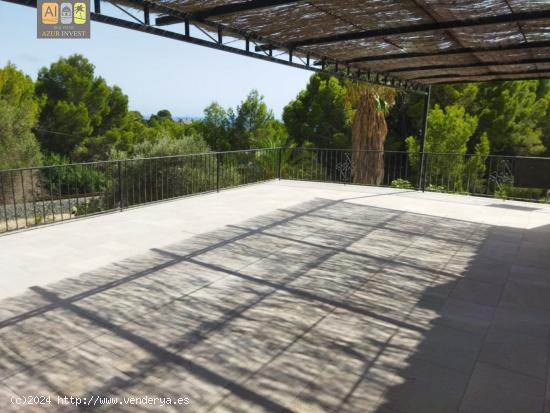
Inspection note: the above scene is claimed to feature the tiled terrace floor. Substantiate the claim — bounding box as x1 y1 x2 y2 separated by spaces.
1 180 550 413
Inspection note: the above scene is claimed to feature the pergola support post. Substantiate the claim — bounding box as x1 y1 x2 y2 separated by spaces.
417 85 431 191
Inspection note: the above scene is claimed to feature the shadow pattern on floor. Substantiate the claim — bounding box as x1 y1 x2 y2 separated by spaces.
0 196 549 413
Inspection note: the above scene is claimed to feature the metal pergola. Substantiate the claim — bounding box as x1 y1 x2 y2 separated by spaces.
6 0 549 92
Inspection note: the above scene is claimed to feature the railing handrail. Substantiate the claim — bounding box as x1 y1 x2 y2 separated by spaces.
0 147 283 173
296 148 550 160
2 148 550 174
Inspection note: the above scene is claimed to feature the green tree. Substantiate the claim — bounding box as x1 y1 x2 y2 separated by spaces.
113 134 210 159
408 104 478 155
35 54 129 160
233 90 285 149
473 81 547 155
431 83 479 109
198 102 233 151
197 91 286 151
283 74 352 148
535 80 550 155
406 104 488 192
429 80 550 156
0 63 43 169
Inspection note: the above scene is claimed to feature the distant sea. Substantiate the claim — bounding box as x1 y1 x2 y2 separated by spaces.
174 116 203 122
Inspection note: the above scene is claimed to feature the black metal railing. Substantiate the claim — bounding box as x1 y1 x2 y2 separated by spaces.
1 147 549 233
0 148 278 234
282 148 550 202
280 148 411 186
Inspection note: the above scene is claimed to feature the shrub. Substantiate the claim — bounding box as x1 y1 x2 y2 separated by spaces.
72 198 104 216
495 184 545 201
41 153 108 196
426 184 447 193
391 179 414 189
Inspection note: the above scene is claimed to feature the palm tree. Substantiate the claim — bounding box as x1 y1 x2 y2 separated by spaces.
347 83 395 185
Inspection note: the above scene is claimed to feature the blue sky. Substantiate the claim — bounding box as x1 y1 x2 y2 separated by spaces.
0 2 311 118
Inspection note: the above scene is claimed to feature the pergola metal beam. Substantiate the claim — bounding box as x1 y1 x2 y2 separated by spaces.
411 68 550 81
292 10 550 47
155 15 184 26
426 72 550 84
388 57 550 73
344 41 550 64
156 0 299 26
192 0 300 20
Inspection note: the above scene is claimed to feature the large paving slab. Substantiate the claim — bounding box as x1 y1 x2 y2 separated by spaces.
0 180 550 412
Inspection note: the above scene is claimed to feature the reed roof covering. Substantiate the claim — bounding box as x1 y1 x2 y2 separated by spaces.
141 0 550 85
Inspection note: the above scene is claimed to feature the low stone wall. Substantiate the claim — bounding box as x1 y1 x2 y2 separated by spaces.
0 196 102 221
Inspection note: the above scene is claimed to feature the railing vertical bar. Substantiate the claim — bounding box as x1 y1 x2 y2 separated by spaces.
9 172 18 229
149 159 153 201
330 151 338 182
118 160 123 211
309 149 315 181
1 173 9 232
30 169 37 226
465 155 470 194
141 159 145 204
447 156 452 192
324 149 327 182
75 165 81 217
196 156 200 194
486 156 493 195
392 152 397 184
336 150 341 182
277 147 282 180
348 151 353 184
330 150 334 182
160 158 164 201
422 153 429 191
315 150 319 181
130 160 134 206
40 171 46 224
48 169 54 223
200 153 204 189
156 158 160 201
124 160 129 208
19 170 29 227
302 148 305 180
438 157 445 187
404 153 408 181
57 168 64 221
216 153 220 193
84 167 89 213
233 154 237 186
91 163 95 208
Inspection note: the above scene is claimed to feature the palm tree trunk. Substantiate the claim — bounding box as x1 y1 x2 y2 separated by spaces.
351 91 387 185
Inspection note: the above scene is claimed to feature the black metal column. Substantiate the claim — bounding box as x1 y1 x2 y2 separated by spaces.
417 85 431 191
